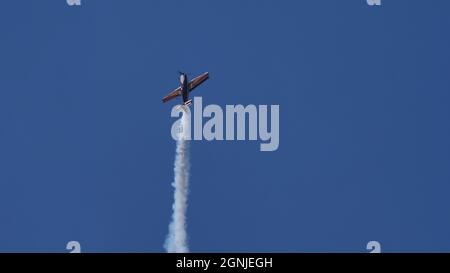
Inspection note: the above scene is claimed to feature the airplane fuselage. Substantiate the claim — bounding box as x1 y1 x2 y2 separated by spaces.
181 74 189 103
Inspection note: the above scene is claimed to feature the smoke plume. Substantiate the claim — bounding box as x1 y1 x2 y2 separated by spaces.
165 107 190 253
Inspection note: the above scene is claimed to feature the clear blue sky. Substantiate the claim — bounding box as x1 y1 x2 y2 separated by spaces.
0 0 449 252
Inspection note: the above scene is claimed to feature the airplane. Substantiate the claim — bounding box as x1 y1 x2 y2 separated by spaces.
162 71 209 106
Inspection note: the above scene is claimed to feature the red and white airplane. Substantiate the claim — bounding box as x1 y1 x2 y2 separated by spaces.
162 71 209 106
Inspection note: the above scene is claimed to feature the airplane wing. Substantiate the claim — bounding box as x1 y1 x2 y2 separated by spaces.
162 86 182 103
188 72 209 92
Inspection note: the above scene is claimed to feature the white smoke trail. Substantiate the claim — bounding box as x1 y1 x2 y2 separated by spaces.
165 107 190 253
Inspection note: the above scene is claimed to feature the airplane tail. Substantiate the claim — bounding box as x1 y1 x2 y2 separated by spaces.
175 100 192 112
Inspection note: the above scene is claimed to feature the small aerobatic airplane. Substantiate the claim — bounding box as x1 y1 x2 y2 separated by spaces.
162 71 209 106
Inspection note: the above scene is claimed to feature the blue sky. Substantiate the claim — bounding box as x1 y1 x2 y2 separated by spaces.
0 0 449 252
